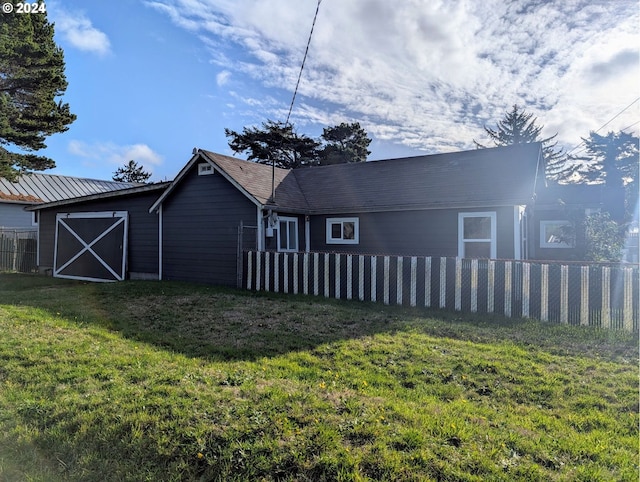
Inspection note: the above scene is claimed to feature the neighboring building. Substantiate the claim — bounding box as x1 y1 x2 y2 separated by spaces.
30 143 616 284
0 172 139 230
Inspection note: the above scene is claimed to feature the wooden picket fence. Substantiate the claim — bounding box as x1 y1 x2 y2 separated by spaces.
242 251 639 332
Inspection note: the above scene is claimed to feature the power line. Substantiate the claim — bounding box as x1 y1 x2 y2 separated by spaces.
566 96 640 156
285 0 322 126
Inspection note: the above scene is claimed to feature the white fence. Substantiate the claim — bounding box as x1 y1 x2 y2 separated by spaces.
243 251 639 331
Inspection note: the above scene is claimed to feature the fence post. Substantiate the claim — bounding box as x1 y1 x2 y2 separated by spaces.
410 256 417 307
580 266 589 326
439 257 447 309
602 267 611 329
383 256 390 305
371 256 377 302
424 257 431 308
346 255 353 300
540 264 549 322
522 262 530 318
623 268 633 331
470 259 478 313
504 261 512 317
455 258 462 311
359 255 365 301
487 260 495 313
396 256 403 305
12 229 18 272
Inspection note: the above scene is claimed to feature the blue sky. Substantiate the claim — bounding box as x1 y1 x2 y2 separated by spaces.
37 0 640 182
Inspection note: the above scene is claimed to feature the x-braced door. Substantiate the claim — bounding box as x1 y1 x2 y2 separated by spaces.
54 212 128 282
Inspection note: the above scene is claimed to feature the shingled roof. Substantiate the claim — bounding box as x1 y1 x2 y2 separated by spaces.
151 143 544 215
0 172 139 204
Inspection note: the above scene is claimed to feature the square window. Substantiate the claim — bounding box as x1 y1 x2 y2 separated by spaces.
326 218 359 244
540 221 573 248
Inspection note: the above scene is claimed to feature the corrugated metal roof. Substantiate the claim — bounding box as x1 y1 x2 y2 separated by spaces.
0 172 140 204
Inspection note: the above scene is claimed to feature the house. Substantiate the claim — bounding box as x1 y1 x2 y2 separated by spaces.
0 172 139 230
30 142 606 284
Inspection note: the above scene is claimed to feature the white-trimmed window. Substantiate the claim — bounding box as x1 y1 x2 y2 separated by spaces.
32 211 39 226
198 163 214 175
326 217 359 244
540 220 573 248
458 212 497 258
278 216 298 252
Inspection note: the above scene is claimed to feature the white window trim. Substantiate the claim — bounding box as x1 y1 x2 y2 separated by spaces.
458 211 497 259
277 216 298 252
540 220 573 248
31 211 39 226
198 163 215 175
326 217 359 244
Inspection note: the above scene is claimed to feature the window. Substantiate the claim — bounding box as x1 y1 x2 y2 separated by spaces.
326 217 359 244
458 212 497 258
278 217 298 252
32 211 39 226
198 163 214 175
540 220 573 248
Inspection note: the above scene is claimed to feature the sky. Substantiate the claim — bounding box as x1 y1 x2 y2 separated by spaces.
33 0 640 182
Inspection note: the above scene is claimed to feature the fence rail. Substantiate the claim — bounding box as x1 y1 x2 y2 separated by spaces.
243 251 639 331
0 229 37 273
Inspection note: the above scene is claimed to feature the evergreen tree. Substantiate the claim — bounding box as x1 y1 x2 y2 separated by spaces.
474 105 566 180
0 4 76 179
569 131 639 222
112 160 152 183
317 122 371 165
225 120 320 169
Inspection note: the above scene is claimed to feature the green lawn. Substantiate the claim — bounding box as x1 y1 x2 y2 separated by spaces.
0 273 637 481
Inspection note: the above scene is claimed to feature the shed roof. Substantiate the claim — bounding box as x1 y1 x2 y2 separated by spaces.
0 172 139 205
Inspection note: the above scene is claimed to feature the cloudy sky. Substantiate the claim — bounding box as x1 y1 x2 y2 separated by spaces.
38 0 640 181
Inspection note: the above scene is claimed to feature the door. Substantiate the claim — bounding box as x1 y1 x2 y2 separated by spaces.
54 212 128 282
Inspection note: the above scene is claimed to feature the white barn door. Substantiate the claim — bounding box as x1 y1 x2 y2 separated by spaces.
54 212 129 282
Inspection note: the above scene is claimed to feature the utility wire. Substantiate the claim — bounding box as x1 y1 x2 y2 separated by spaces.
566 96 640 156
285 0 322 126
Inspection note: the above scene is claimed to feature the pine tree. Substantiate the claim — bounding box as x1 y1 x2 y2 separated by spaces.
113 160 152 183
225 120 320 169
474 105 566 181
317 122 371 165
0 4 76 179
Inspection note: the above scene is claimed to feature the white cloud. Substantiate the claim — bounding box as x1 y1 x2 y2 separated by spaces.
216 70 231 86
51 6 111 56
67 141 163 171
148 0 640 153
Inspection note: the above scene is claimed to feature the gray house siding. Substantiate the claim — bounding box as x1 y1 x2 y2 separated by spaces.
161 166 257 285
0 203 35 229
309 207 518 259
37 192 161 278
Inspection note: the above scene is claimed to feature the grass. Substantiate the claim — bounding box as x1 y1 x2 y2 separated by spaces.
0 273 637 481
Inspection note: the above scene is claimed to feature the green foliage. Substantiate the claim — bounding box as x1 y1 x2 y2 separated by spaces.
225 120 372 169
583 211 626 262
112 160 152 183
569 131 639 222
225 120 320 169
0 275 637 481
475 105 566 181
570 131 639 186
0 4 76 179
317 122 371 165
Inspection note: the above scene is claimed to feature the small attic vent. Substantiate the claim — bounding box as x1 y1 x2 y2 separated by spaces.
198 163 214 176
